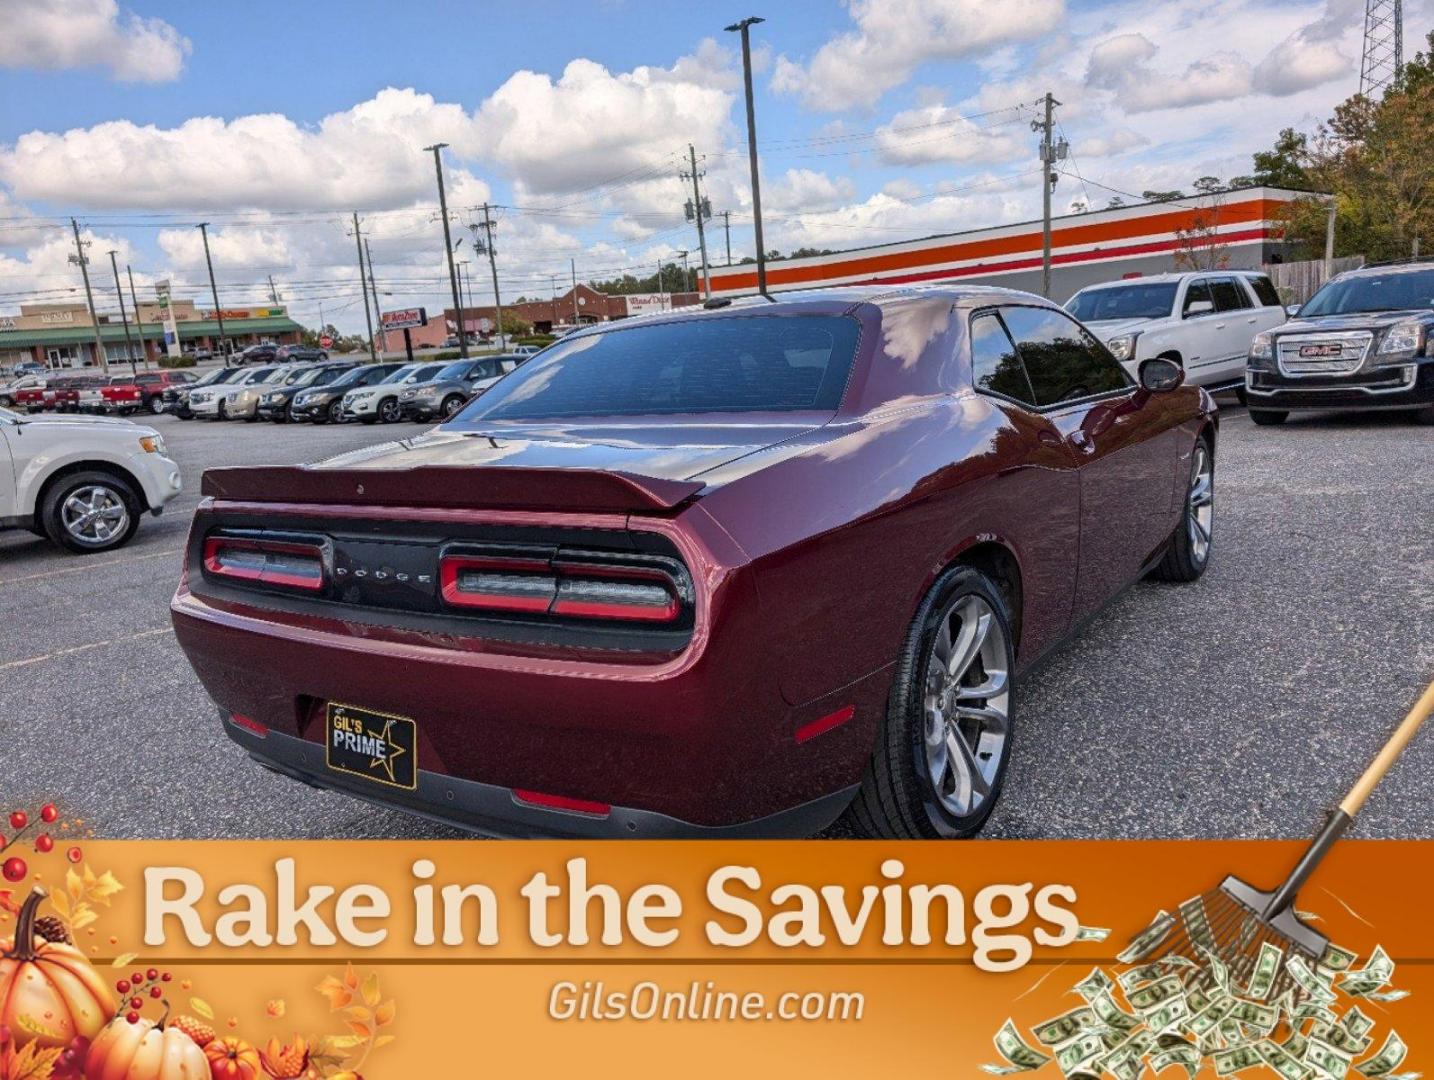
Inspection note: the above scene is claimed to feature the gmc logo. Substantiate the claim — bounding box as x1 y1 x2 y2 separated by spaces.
1299 343 1343 358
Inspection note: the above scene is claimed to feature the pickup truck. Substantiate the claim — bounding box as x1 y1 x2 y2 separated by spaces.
80 371 196 416
43 375 107 413
0 374 45 410
1066 270 1288 391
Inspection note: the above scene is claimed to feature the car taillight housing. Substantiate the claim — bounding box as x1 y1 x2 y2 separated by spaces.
440 547 689 624
203 534 325 592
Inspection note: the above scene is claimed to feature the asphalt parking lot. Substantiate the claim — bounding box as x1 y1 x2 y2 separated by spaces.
2 405 1432 840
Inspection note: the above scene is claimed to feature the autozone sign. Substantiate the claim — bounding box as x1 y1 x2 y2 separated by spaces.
381 308 427 331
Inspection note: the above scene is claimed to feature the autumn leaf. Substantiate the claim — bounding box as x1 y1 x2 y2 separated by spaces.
190 997 215 1020
265 999 286 1019
2 1041 64 1080
316 975 353 1011
342 1006 371 1025
47 891 69 920
360 972 381 1008
65 869 83 904
373 1000 396 1027
344 1020 372 1040
0 890 19 917
110 952 137 968
342 963 359 990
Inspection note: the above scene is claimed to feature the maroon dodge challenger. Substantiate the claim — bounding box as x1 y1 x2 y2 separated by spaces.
172 285 1217 839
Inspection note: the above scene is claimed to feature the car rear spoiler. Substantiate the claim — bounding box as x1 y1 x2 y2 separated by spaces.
201 465 705 514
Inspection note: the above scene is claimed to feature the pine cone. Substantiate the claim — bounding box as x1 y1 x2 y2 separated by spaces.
170 1015 216 1048
33 915 70 944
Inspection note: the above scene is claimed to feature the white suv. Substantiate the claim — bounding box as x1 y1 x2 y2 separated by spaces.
0 406 182 553
1066 271 1288 390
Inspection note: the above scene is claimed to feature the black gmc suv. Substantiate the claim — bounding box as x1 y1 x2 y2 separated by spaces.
1246 261 1434 424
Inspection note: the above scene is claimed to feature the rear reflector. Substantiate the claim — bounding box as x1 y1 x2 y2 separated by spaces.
229 713 269 737
795 705 855 745
204 536 324 591
441 550 683 623
513 789 611 816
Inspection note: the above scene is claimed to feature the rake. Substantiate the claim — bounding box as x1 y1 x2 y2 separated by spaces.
1133 676 1434 1002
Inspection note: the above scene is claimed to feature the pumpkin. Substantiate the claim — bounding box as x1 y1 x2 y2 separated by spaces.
204 1036 261 1080
0 887 114 1050
84 1012 209 1080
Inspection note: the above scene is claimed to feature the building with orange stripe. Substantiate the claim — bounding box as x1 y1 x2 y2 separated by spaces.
706 186 1315 302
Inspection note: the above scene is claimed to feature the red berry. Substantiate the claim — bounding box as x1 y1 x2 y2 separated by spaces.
116 980 130 994
129 997 143 1010
2 857 26 882
8 811 26 831
146 968 158 981
40 805 58 824
125 1012 139 1024
150 986 162 999
161 972 172 982
35 834 53 853
66 846 82 864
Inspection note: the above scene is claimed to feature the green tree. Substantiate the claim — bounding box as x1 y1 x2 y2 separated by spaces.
1230 128 1310 189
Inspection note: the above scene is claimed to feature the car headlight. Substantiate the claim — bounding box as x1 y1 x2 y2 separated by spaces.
401 388 418 400
294 393 310 406
1105 333 1138 363
1377 321 1423 356
139 434 165 455
1250 331 1274 361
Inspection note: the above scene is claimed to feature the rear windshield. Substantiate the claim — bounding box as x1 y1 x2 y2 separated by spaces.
1300 268 1434 316
1065 283 1178 322
460 314 860 420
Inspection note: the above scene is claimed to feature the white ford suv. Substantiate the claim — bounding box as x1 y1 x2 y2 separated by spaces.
0 406 182 553
1066 271 1288 390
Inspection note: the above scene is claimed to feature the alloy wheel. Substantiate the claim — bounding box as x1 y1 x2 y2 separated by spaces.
920 594 1010 819
1188 442 1214 564
379 398 401 423
61 485 129 547
149 396 165 414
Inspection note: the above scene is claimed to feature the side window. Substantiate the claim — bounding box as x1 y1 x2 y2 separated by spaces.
1209 277 1251 311
1000 305 1131 407
969 312 1035 405
1183 279 1215 317
1247 275 1282 307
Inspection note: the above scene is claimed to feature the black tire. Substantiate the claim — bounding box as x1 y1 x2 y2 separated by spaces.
40 470 142 554
285 402 299 423
1234 386 1248 407
327 400 345 425
1150 434 1214 583
440 394 465 419
377 397 402 424
177 411 193 421
216 400 227 420
148 395 165 415
839 565 1016 839
0 395 12 408
1249 409 1287 426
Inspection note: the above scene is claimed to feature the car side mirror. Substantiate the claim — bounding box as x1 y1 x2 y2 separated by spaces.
1138 357 1184 393
1184 300 1214 317
1284 304 1301 317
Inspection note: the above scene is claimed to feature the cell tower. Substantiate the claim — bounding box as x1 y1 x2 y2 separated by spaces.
1359 0 1403 98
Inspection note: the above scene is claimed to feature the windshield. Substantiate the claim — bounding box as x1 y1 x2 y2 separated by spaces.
1299 269 1434 317
379 365 419 384
283 367 321 386
328 366 378 388
456 314 861 422
308 367 348 386
435 361 471 381
388 364 444 385
1065 283 1179 322
239 367 274 384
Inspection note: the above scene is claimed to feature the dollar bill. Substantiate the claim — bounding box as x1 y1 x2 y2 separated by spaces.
1128 974 1184 1014
1146 995 1191 1034
1033 1006 1098 1047
1200 945 1232 993
1229 999 1279 1033
1283 1031 1309 1059
1320 943 1359 973
1118 911 1175 964
1258 1038 1313 1080
1214 1044 1264 1075
1180 895 1217 952
1188 997 1237 1039
984 1019 1052 1074
1090 990 1140 1034
1307 1036 1354 1078
1356 1031 1407 1077
1343 1007 1376 1040
1075 925 1111 942
1363 989 1409 1003
1288 954 1339 1005
1151 1043 1201 1079
1246 941 1285 1001
1341 946 1395 997
1056 1033 1106 1076
1073 967 1114 1002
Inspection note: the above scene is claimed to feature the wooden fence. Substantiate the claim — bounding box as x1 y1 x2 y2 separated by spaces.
1263 256 1366 304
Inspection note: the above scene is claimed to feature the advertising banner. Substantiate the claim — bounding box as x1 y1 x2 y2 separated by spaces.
154 279 181 358
379 308 427 331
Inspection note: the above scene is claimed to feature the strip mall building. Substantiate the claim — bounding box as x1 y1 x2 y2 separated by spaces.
706 187 1311 301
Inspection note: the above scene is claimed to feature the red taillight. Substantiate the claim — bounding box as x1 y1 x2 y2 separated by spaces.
203 536 324 591
795 705 855 745
229 713 268 737
440 551 683 623
513 789 611 816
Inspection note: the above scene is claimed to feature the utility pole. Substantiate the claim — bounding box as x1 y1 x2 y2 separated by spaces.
473 204 503 350
677 249 691 294
726 17 768 296
267 274 279 305
126 265 149 369
681 144 713 299
106 250 138 376
656 257 665 310
1324 200 1338 281
721 210 732 265
364 238 384 353
69 219 109 372
571 258 579 326
424 143 469 358
456 258 471 342
351 213 377 362
197 223 229 366
1032 92 1066 298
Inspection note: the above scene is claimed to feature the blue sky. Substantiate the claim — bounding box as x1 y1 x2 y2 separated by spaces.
0 0 1416 332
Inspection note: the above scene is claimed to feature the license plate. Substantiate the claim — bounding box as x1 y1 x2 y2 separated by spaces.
325 702 417 790
1299 343 1342 358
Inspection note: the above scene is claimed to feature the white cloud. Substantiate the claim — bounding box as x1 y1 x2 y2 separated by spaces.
1086 33 1254 111
1252 0 1358 95
874 103 1025 166
0 0 189 83
772 0 1065 111
1073 127 1149 157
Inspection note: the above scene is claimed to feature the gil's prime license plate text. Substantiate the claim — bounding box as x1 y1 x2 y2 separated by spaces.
325 703 417 790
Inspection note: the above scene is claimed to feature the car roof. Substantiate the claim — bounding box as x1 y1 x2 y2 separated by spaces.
1072 270 1266 293
1330 260 1434 281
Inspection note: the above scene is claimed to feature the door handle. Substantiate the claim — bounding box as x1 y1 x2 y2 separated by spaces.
1069 430 1095 453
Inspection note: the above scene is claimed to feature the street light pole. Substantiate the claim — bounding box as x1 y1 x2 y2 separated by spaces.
69 218 108 372
424 142 469 359
571 258 580 326
125 265 149 369
196 223 229 365
725 16 768 297
364 238 384 353
106 250 137 377
475 204 504 350
351 213 377 361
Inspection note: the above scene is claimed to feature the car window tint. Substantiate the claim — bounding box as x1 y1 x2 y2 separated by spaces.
465 315 860 419
1209 277 1251 311
999 305 1131 407
1247 275 1282 307
1183 279 1215 316
969 312 1035 405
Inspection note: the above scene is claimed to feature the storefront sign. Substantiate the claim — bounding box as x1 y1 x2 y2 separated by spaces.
39 311 75 324
625 293 668 316
381 308 428 331
155 280 181 358
0 317 15 330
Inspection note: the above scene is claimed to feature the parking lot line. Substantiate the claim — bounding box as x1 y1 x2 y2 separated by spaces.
0 546 182 587
0 626 174 673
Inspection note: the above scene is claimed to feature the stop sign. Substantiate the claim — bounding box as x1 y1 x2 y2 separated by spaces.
319 335 333 348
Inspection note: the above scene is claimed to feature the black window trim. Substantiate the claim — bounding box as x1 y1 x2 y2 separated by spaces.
967 307 1037 409
967 303 1136 415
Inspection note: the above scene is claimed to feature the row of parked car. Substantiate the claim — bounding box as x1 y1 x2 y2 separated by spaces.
174 353 535 424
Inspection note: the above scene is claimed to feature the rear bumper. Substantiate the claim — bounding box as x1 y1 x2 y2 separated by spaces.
1245 360 1434 411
